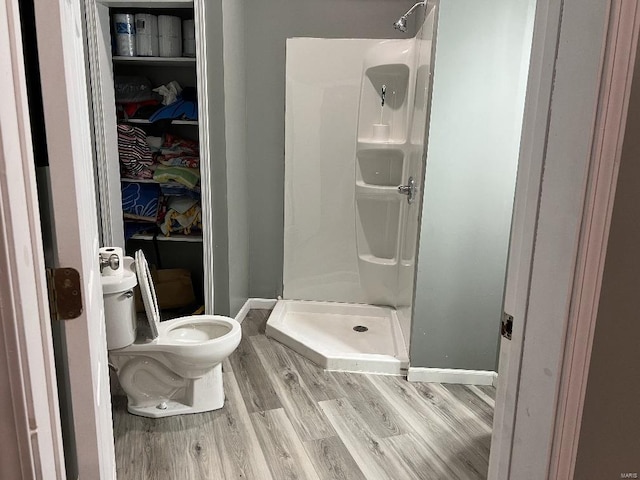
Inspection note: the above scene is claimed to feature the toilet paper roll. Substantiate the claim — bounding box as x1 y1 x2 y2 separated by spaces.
183 19 195 39
159 36 182 57
113 13 136 57
183 38 196 57
372 123 390 142
158 15 182 57
135 14 158 56
158 15 181 38
99 247 124 277
182 19 196 56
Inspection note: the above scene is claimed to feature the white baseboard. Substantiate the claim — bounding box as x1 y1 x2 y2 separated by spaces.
235 298 278 324
407 367 498 386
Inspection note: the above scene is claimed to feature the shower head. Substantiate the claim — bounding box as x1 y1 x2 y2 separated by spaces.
393 16 408 32
393 1 427 32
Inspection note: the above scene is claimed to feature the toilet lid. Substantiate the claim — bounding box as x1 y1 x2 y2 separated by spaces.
134 250 160 339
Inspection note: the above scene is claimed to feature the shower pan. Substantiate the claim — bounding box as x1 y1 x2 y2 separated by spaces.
267 301 407 374
267 3 436 374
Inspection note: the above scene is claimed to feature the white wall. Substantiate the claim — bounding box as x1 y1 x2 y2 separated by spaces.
284 38 380 304
410 0 535 370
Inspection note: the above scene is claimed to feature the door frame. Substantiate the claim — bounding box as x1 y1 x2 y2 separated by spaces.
490 0 640 478
0 0 65 477
84 0 216 312
549 1 640 477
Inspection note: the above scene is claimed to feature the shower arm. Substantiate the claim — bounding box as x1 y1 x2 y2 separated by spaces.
401 1 427 21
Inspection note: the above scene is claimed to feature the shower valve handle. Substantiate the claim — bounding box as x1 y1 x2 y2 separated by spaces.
398 176 416 204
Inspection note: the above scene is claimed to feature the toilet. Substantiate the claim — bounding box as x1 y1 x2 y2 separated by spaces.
101 250 241 418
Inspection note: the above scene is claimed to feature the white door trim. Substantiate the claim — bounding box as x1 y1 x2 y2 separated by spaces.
549 2 640 478
0 0 65 477
193 0 215 313
83 0 215 312
84 0 124 249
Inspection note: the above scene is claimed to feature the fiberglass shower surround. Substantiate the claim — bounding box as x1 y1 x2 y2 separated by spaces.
267 3 436 375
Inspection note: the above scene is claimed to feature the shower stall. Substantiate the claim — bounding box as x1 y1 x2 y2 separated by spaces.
266 2 437 374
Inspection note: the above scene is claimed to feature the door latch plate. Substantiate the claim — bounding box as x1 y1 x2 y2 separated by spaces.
46 268 83 320
501 312 513 340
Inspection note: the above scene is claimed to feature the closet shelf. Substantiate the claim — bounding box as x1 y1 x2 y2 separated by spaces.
120 177 201 191
113 56 196 67
101 0 193 7
121 118 198 126
130 233 203 243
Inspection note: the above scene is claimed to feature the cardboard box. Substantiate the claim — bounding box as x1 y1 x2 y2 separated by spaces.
135 268 196 312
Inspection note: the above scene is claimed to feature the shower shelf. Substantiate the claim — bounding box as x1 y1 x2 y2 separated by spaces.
357 139 406 149
358 254 397 266
355 183 401 197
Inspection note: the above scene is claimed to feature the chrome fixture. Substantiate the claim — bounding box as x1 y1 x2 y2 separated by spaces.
398 176 416 204
99 252 120 273
393 1 427 32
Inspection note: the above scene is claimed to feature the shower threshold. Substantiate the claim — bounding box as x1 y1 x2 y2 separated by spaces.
265 300 409 375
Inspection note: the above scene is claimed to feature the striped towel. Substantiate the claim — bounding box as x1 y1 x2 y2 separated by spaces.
117 124 154 179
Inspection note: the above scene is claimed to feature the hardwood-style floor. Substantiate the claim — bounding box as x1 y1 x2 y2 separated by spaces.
112 309 495 479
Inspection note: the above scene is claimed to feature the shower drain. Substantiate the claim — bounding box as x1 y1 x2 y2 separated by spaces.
353 325 369 333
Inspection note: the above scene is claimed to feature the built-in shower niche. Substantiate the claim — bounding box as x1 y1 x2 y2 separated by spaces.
355 195 402 306
358 40 413 144
356 149 404 186
356 197 401 260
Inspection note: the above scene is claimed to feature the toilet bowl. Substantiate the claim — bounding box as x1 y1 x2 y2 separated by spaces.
101 250 241 418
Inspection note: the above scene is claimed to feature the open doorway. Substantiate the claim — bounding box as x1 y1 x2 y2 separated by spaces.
11 0 636 476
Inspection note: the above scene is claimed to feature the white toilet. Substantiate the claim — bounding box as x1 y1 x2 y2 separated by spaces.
101 250 241 418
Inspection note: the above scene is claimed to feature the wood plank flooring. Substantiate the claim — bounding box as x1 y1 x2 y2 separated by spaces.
112 309 495 479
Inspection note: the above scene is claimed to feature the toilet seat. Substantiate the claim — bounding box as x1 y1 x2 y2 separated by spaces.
135 250 161 339
132 249 240 346
112 251 241 378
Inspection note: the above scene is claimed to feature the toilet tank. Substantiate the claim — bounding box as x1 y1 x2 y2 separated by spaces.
101 256 138 349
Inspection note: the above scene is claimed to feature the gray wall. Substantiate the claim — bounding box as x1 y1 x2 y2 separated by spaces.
243 0 418 298
410 0 535 371
222 0 250 316
574 50 640 478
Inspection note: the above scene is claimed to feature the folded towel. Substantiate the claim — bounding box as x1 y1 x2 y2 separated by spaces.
159 183 200 199
166 195 198 215
160 202 202 236
149 97 198 122
121 182 160 222
153 165 200 189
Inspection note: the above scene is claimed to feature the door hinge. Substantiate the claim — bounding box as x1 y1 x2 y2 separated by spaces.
46 268 83 321
501 312 513 340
